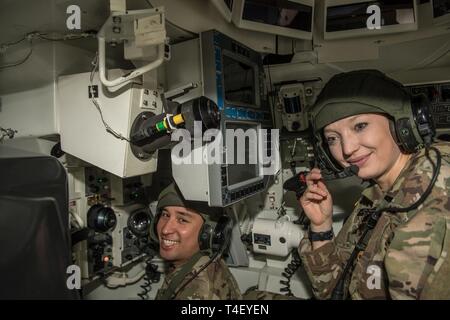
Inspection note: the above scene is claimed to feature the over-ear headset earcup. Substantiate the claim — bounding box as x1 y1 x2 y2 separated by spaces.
198 223 214 252
389 119 400 145
198 215 233 255
394 118 418 153
394 94 436 153
411 94 435 146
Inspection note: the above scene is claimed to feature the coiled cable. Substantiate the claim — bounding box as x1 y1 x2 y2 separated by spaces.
137 257 152 300
280 249 302 296
135 235 161 300
137 256 160 300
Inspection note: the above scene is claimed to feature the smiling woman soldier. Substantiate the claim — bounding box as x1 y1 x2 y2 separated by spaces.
298 69 450 300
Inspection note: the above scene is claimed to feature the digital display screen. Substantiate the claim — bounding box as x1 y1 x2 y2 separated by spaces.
433 0 450 18
223 54 256 106
283 96 302 113
254 233 271 246
226 122 259 186
326 0 415 32
242 0 312 32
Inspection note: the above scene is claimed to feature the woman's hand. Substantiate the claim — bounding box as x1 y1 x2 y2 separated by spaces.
299 168 333 231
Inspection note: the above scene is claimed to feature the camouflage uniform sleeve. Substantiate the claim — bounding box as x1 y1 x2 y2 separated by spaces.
208 259 242 300
420 218 450 299
384 150 450 299
385 208 450 299
298 214 356 300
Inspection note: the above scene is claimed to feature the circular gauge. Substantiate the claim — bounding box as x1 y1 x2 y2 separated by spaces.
87 204 117 232
127 209 151 237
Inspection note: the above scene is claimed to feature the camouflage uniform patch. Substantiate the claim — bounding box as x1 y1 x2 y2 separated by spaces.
155 255 242 300
299 142 450 299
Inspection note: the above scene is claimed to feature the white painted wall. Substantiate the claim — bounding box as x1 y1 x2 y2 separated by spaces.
0 41 98 138
0 83 57 137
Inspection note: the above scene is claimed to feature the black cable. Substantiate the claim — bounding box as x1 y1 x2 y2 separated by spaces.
38 35 86 41
137 256 154 300
36 31 97 42
169 217 233 299
89 52 131 142
386 147 441 214
135 234 160 300
71 228 93 246
280 249 302 296
330 218 375 300
1 35 26 47
171 251 220 298
0 42 33 70
0 31 96 71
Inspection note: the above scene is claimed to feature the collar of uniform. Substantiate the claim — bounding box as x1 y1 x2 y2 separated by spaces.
165 253 213 281
360 181 383 207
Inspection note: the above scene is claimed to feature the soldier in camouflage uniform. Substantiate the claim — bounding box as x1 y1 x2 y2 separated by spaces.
298 70 450 299
152 183 242 300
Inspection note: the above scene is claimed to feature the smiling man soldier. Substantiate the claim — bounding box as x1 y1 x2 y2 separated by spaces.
152 183 242 300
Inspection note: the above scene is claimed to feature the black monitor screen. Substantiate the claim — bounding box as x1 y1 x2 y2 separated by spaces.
223 54 256 106
326 0 415 32
226 122 260 186
242 0 312 32
433 0 450 18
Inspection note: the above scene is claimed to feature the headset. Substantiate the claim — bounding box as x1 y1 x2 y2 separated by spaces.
149 208 233 256
309 69 436 177
391 93 435 153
